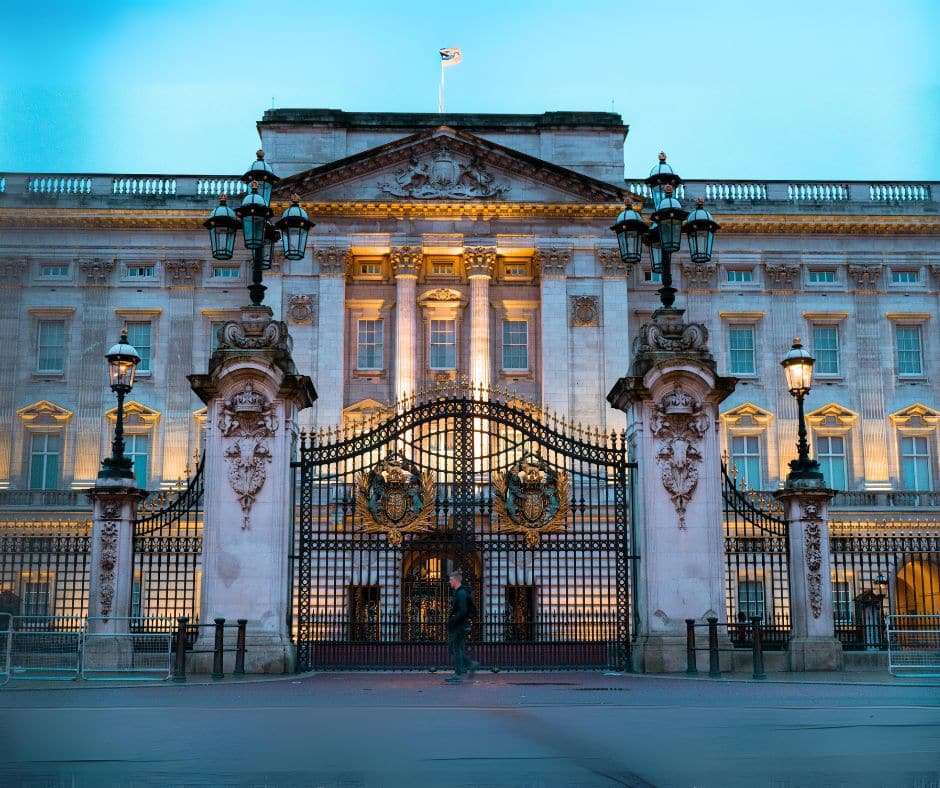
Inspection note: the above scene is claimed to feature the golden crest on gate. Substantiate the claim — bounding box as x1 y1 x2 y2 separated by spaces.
356 453 435 546
492 454 570 547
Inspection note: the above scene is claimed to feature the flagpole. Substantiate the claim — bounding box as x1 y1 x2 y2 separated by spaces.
439 60 445 113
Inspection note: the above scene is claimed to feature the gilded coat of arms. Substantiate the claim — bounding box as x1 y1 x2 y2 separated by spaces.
493 454 570 546
356 453 435 545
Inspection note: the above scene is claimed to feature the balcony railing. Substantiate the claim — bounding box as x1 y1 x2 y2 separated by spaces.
831 490 940 510
0 489 93 509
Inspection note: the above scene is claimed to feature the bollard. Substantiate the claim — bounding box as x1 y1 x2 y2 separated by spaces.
707 617 721 677
685 619 698 675
751 616 766 680
234 619 247 676
212 617 225 680
173 616 189 683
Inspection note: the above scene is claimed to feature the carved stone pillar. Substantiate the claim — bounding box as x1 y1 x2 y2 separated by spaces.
189 305 316 673
392 246 421 399
774 487 844 671
314 246 349 429
537 247 572 417
608 308 737 672
465 246 495 389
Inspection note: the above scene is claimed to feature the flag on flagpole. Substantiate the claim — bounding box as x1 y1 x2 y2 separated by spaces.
438 47 462 113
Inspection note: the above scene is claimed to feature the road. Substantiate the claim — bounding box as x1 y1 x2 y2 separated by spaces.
1 672 938 787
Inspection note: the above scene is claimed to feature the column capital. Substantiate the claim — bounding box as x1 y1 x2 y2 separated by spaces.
597 247 629 278
315 245 352 277
464 246 496 278
534 246 571 278
391 246 422 277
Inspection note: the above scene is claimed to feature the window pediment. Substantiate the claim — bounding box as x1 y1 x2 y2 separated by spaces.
343 399 393 427
806 403 859 432
17 400 73 427
889 403 940 433
720 402 774 430
105 400 160 428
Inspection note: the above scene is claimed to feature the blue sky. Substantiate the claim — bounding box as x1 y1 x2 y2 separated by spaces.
2 0 938 179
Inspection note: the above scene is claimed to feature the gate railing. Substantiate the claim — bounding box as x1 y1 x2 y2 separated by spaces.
722 464 791 646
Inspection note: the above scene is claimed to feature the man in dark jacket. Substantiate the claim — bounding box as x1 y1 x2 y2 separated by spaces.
445 570 480 682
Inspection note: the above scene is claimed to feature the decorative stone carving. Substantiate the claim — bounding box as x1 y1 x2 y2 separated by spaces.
219 311 290 351
464 246 496 277
97 520 120 620
650 383 710 529
847 264 882 291
800 501 824 618
0 257 27 283
79 258 116 284
101 501 121 519
764 263 800 288
680 261 717 289
391 246 422 276
286 293 317 326
598 248 629 278
493 453 570 547
929 264 940 289
356 453 435 546
570 296 599 327
218 382 277 530
635 317 708 355
422 287 463 302
315 246 351 276
378 145 510 199
164 259 203 284
535 247 571 277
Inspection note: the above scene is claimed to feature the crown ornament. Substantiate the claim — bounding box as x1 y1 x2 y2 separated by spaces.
659 383 696 415
232 382 264 413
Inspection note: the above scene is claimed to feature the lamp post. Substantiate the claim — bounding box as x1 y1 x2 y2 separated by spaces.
98 328 140 481
780 338 825 484
204 150 313 307
610 152 720 310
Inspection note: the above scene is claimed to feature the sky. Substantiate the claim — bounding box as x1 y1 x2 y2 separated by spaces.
2 0 938 180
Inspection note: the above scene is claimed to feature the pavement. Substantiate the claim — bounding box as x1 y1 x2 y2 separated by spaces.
1 670 938 787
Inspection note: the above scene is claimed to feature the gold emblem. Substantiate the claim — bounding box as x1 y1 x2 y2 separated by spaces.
356 453 435 546
493 454 570 546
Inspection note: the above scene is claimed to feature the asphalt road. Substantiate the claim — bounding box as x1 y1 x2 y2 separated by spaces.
1 672 938 787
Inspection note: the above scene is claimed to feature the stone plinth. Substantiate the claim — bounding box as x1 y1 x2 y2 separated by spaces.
189 305 316 673
609 308 737 672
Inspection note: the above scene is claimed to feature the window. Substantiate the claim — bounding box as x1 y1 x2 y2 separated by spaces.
896 326 924 376
211 266 240 279
812 326 840 375
737 580 765 622
40 264 69 277
832 581 854 625
900 435 932 490
126 322 151 374
891 270 919 284
643 269 662 283
23 581 50 617
430 259 454 276
29 433 60 490
131 576 143 619
728 327 756 375
357 260 383 277
126 433 149 485
429 319 456 370
502 258 530 279
502 321 528 370
127 265 155 278
808 270 836 283
37 320 66 373
730 435 762 489
816 435 847 490
356 319 384 370
726 269 753 283
210 321 226 353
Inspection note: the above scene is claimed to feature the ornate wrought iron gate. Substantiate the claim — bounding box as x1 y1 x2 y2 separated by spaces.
292 385 634 671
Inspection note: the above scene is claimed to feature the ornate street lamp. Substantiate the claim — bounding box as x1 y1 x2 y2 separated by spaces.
610 153 719 310
98 328 140 481
781 339 824 483
204 150 313 306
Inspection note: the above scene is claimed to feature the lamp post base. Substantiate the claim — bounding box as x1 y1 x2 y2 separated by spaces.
98 456 135 481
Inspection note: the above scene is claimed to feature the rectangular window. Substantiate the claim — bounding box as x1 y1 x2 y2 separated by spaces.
728 327 756 375
502 259 530 279
816 435 847 490
737 580 765 622
812 326 840 375
891 270 919 284
643 269 662 283
211 266 240 279
29 433 60 490
40 264 69 277
357 260 382 277
131 575 143 619
210 321 226 352
730 435 762 489
808 270 836 283
127 265 155 278
37 320 66 373
431 260 454 276
502 320 529 371
726 269 754 283
832 581 854 625
126 433 149 485
23 581 50 617
896 326 924 376
900 435 932 491
356 319 384 370
126 321 151 374
429 319 456 370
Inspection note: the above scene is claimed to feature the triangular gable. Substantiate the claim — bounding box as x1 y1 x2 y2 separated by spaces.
889 403 940 429
105 400 160 427
719 402 774 429
17 400 73 425
806 402 859 430
276 126 631 204
343 398 393 425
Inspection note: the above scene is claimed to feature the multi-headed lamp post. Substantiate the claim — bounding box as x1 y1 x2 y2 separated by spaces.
98 328 141 481
204 150 313 306
780 339 825 484
610 153 720 310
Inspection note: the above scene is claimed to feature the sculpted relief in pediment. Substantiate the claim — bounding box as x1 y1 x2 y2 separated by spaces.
378 146 510 200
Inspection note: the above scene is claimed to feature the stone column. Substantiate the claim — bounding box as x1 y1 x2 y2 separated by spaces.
313 247 348 429
465 246 495 389
392 246 421 400
775 487 844 671
189 305 316 673
600 248 629 431
537 247 572 417
608 308 737 672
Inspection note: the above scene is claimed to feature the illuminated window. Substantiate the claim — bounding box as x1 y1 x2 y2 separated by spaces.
895 326 924 376
357 319 384 370
29 433 60 490
502 259 530 279
502 321 528 370
730 435 762 489
429 320 456 370
812 326 840 375
728 327 756 375
430 259 455 276
126 321 151 374
37 320 66 373
816 435 847 490
832 581 854 624
737 580 765 622
23 580 50 617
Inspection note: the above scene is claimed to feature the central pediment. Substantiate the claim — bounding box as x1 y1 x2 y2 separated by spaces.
275 127 628 204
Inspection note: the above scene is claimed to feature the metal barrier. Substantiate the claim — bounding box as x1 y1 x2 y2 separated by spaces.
887 614 940 677
173 617 247 682
80 617 174 681
686 617 766 680
0 613 11 686
9 616 84 680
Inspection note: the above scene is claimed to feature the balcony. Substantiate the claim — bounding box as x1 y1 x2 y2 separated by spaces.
0 489 93 511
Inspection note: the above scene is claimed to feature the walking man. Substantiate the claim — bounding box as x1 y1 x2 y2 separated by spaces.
445 570 480 682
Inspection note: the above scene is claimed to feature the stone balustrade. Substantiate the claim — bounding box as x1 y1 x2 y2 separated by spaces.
0 489 93 509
